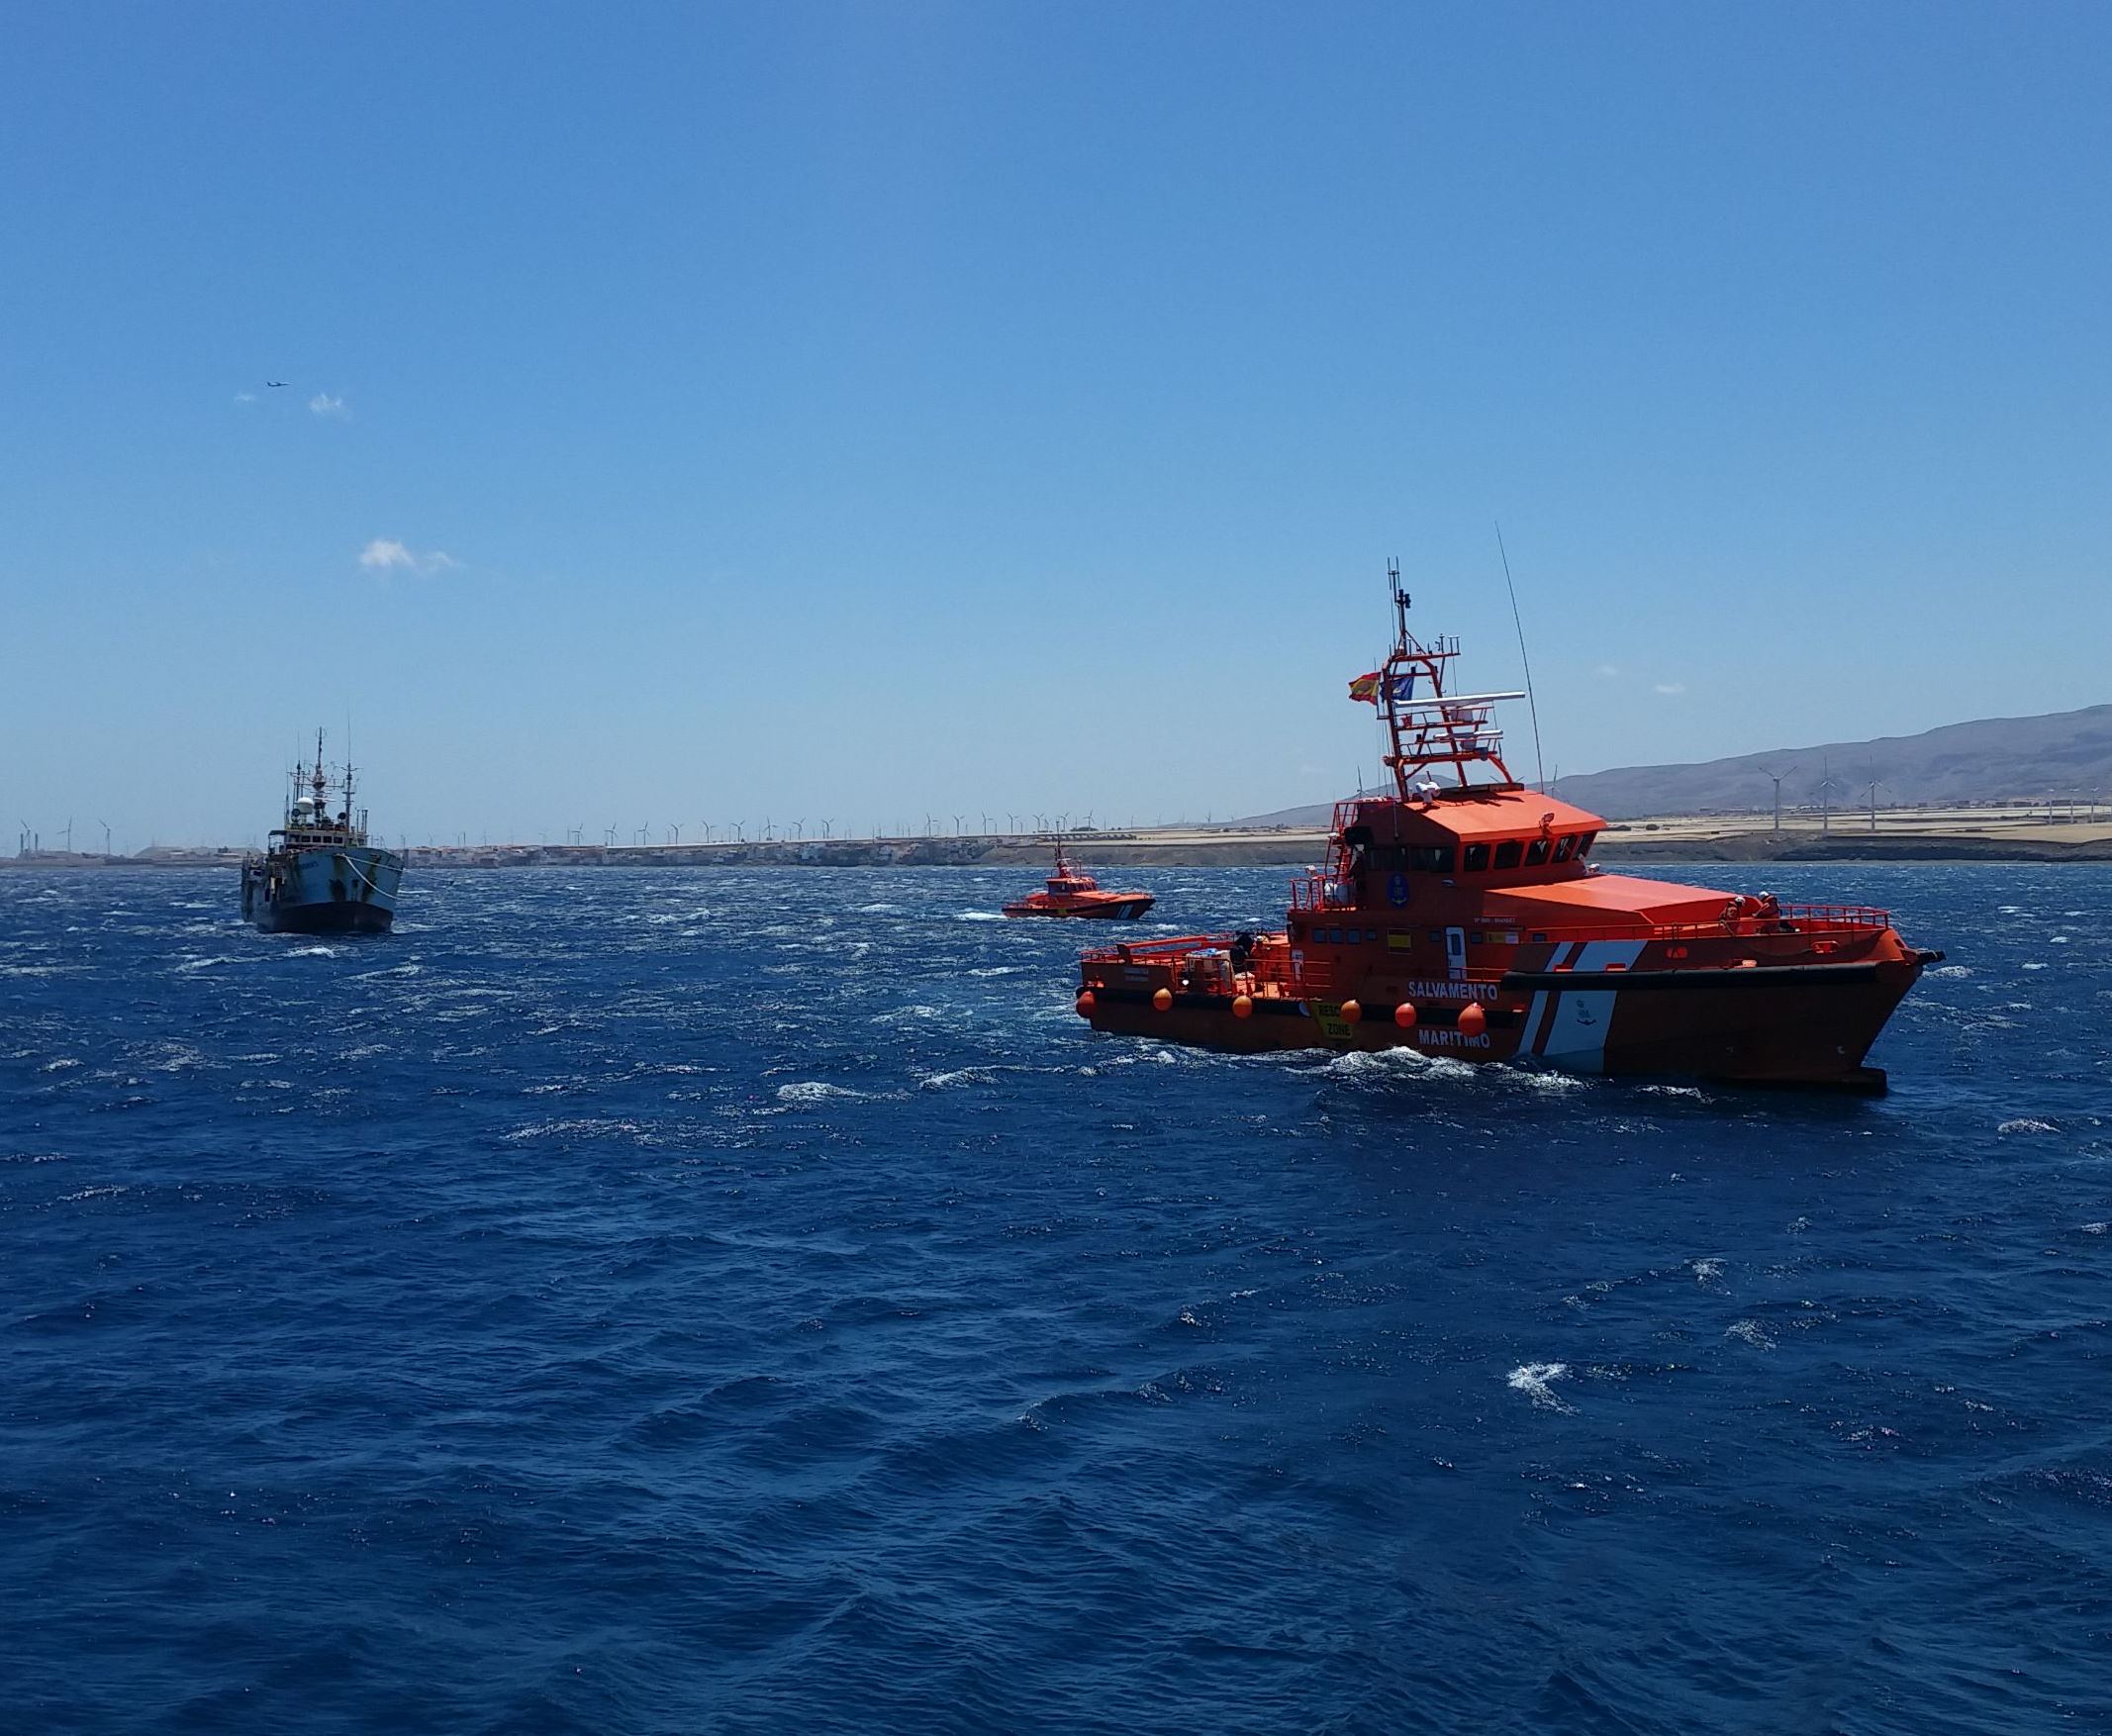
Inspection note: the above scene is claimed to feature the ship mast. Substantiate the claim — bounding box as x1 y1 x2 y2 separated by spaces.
1358 559 1525 799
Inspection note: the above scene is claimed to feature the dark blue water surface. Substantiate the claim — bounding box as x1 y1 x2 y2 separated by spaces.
3 863 2108 1734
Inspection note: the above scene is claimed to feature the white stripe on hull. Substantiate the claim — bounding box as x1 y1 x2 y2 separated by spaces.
1529 939 1647 1072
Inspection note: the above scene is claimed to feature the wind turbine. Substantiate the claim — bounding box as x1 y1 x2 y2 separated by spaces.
1755 762 1798 837
1861 771 1888 834
1815 757 1843 840
97 819 113 855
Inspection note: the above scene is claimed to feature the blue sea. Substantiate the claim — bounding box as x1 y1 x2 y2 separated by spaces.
3 863 2107 1734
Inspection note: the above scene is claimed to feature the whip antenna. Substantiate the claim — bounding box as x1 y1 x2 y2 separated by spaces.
1494 523 1547 793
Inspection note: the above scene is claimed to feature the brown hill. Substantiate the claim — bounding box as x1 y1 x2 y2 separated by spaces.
1240 704 2112 824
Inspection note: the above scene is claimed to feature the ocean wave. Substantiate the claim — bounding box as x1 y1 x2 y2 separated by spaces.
503 1116 652 1142
1320 1047 1480 1085
917 1068 993 1092
1506 1362 1575 1411
774 1082 872 1105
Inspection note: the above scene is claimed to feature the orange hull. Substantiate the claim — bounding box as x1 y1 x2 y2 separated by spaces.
1006 890 1153 919
1078 931 1930 1090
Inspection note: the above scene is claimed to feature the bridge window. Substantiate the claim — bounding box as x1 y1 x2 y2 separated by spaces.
1409 845 1455 873
1552 835 1576 862
1577 831 1597 857
1524 838 1550 866
1462 843 1489 871
1492 841 1522 870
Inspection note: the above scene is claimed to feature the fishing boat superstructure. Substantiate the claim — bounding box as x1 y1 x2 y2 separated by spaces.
1075 563 1940 1089
240 730 405 933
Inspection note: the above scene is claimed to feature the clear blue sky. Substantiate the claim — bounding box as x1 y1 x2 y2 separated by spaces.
3 2 2107 848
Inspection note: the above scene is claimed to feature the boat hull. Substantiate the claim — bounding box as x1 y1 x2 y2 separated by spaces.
241 845 405 934
1005 896 1154 919
1077 954 1932 1091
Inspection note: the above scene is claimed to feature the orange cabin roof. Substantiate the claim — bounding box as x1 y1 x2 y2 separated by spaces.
1480 871 1736 928
1348 790 1607 842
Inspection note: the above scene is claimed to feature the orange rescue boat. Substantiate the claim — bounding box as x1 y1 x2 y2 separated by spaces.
1006 842 1154 920
1074 562 1942 1090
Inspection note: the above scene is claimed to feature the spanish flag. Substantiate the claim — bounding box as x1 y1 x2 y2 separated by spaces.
1348 671 1382 704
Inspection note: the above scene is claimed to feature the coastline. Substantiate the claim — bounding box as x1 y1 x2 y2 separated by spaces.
9 828 2112 870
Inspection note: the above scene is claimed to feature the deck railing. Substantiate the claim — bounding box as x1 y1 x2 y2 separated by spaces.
1080 933 1338 998
1574 902 1893 944
1085 902 1893 992
1287 871 1357 913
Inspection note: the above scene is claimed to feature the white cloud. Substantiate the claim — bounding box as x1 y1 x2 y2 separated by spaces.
309 393 348 419
359 537 459 577
1654 681 1687 696
1594 663 1620 678
233 391 256 404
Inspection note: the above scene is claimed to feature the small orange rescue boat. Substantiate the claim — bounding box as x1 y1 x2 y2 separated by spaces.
1005 842 1154 920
